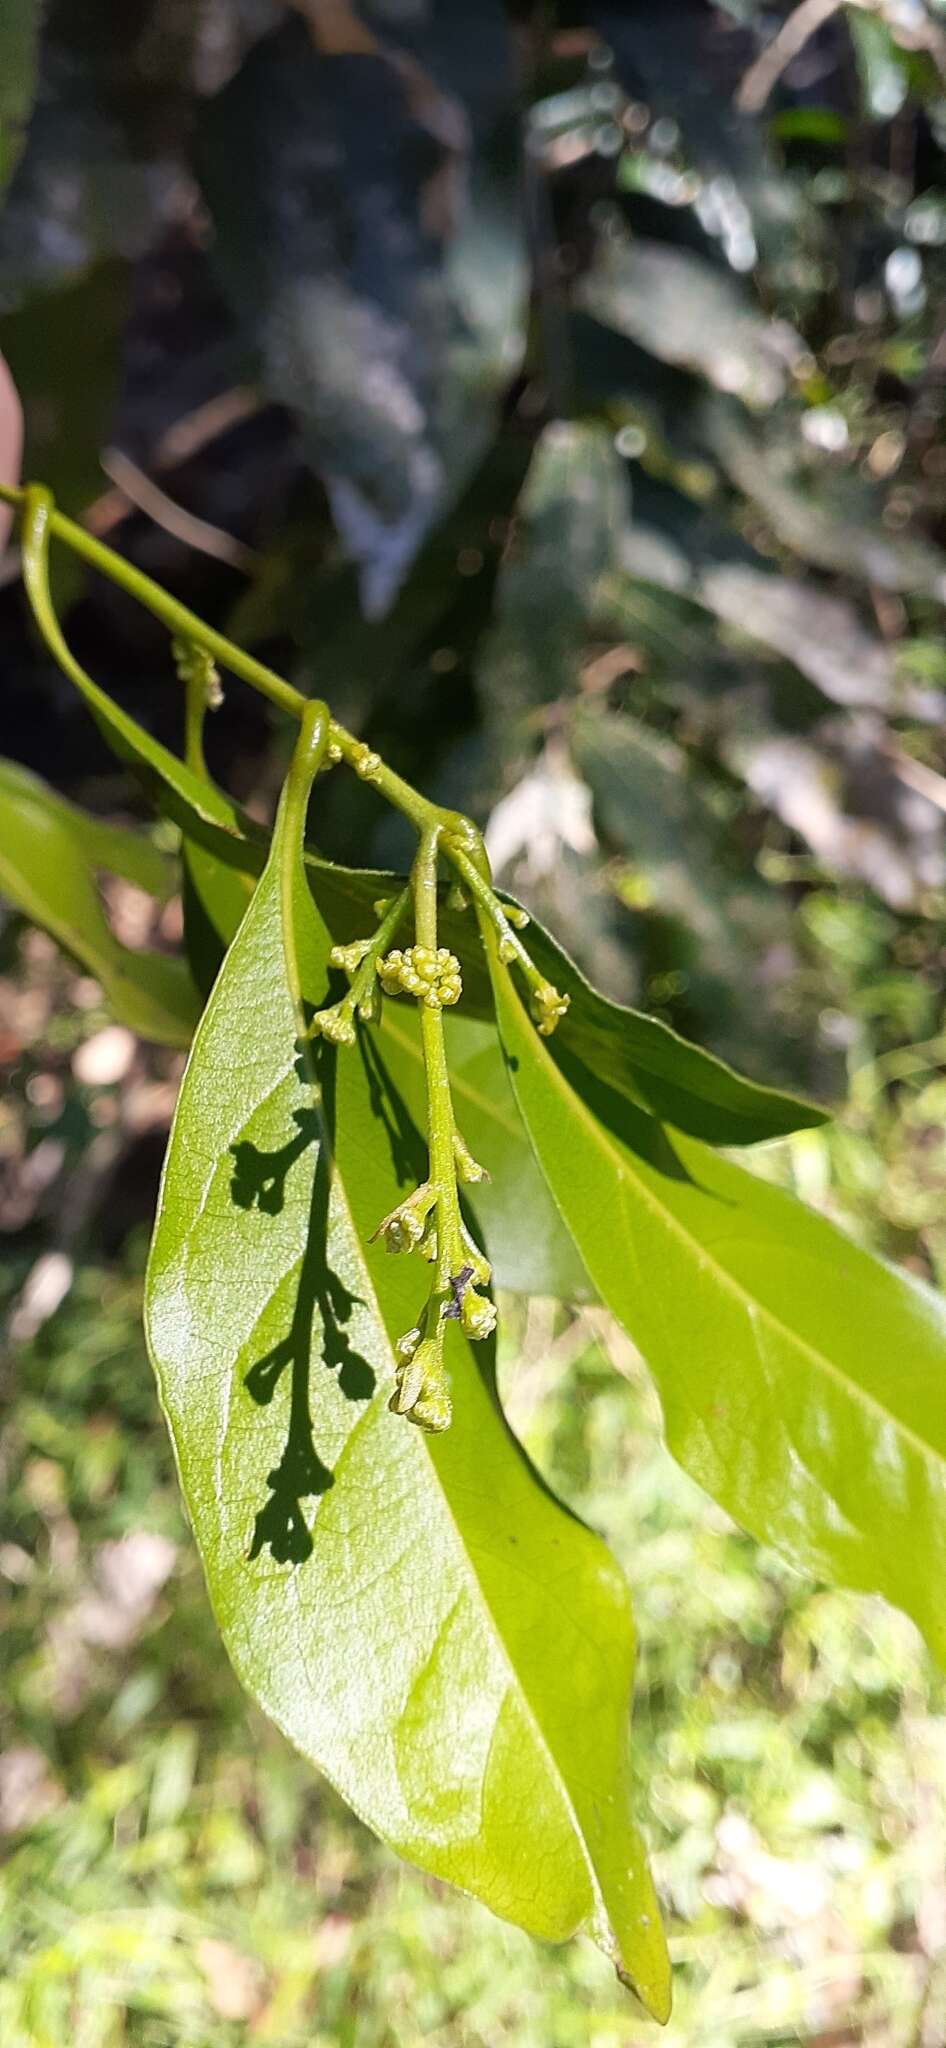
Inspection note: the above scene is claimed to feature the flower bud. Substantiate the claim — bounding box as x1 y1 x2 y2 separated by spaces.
389 1335 452 1432
308 1001 356 1047
453 1130 488 1185
530 981 570 1036
329 938 372 978
461 1289 497 1341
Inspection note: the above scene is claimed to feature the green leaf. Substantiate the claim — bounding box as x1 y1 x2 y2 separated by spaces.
0 757 175 901
305 862 828 1146
0 0 40 201
182 834 255 998
521 912 826 1146
155 808 590 1301
145 760 670 2018
487 942 946 1667
0 757 199 1046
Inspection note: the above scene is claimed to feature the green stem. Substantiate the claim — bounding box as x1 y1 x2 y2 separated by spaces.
347 886 411 1012
12 480 568 1038
9 482 477 850
413 830 465 1293
280 700 331 1027
183 672 207 777
447 842 546 1001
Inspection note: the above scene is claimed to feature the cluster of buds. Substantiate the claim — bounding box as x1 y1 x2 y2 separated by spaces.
372 1137 496 1433
306 935 386 1046
530 980 570 1036
172 635 223 709
350 740 381 782
373 1180 437 1260
378 945 462 1011
304 889 422 1048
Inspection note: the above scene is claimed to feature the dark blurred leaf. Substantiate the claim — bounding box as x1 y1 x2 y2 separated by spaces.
848 9 910 122
0 0 40 202
479 422 628 719
199 7 525 614
709 404 946 599
577 220 803 410
699 563 945 720
573 709 800 1072
590 0 805 264
722 716 946 911
0 263 127 521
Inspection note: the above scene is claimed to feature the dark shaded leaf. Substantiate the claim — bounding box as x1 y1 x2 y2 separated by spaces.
199 6 525 613
577 224 802 411
0 0 40 202
709 404 946 600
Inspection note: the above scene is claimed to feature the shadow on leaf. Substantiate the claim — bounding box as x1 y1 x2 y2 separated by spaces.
362 1021 426 1188
231 1042 376 1565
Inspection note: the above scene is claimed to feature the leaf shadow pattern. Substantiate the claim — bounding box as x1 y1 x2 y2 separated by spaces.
230 1041 376 1565
361 1020 426 1189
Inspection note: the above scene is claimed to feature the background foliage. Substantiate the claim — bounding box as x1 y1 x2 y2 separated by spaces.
6 0 946 2039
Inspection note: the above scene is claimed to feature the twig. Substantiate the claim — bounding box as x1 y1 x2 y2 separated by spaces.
736 0 848 115
98 447 259 573
885 743 946 815
83 387 262 541
737 0 946 115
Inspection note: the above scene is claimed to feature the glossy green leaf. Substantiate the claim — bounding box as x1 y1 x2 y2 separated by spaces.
145 762 670 2018
487 942 946 1666
19 508 268 871
0 757 198 1045
514 913 826 1146
179 693 256 1000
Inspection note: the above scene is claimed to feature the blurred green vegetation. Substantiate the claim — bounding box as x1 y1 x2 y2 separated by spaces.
3 913 946 2045
6 0 946 2038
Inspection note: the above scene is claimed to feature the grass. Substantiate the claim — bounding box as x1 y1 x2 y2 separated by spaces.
4 1244 946 2046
